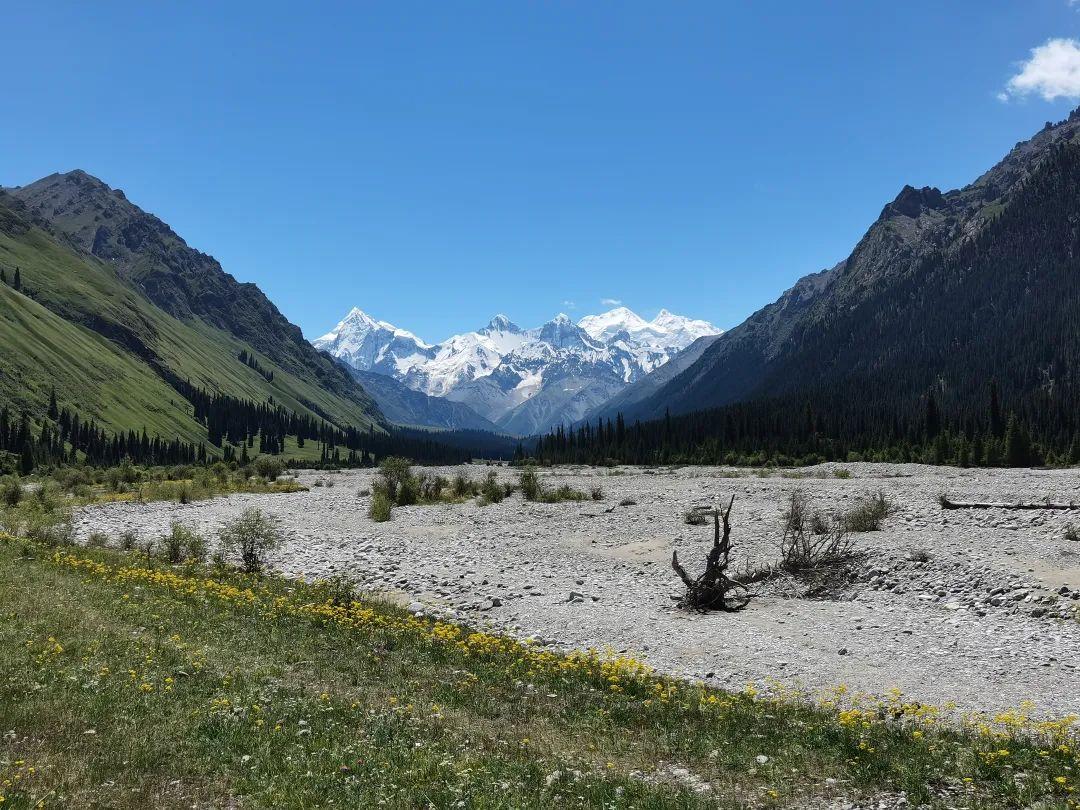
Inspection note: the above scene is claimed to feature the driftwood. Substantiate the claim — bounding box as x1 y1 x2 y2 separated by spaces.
672 495 752 612
939 495 1080 511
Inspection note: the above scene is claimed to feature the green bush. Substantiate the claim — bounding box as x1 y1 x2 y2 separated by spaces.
164 522 204 564
519 469 541 502
479 471 504 504
253 455 285 481
369 491 392 522
0 475 21 508
218 508 283 573
452 473 474 498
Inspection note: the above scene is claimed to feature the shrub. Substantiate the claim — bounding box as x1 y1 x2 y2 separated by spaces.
619 498 637 507
369 491 392 522
452 473 474 499
218 508 283 573
479 471 504 504
164 522 203 564
841 491 896 533
590 486 604 501
684 509 710 526
833 468 853 479
118 530 139 551
417 472 447 502
779 491 862 576
543 484 587 503
1066 525 1080 543
0 475 21 507
87 532 110 548
378 457 417 506
253 455 285 481
519 469 542 502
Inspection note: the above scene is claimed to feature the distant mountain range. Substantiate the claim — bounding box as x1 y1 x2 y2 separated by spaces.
314 306 720 434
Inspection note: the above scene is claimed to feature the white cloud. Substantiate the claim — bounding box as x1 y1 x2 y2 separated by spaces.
600 297 622 307
561 299 576 309
1002 38 1080 101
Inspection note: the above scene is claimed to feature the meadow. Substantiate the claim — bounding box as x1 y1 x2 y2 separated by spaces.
0 530 1077 808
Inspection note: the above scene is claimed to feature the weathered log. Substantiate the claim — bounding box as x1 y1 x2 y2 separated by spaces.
939 495 1080 511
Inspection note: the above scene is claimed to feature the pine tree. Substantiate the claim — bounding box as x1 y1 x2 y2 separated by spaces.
12 267 21 292
925 392 941 440
1004 415 1032 467
989 382 1004 439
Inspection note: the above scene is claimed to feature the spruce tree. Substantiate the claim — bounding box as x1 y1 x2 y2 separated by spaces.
12 267 21 292
925 392 941 440
1004 415 1031 467
47 388 59 420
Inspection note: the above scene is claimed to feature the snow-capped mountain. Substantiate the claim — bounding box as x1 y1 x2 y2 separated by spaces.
313 308 435 378
313 306 722 435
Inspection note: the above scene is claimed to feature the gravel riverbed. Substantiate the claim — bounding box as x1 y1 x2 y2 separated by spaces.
74 462 1080 717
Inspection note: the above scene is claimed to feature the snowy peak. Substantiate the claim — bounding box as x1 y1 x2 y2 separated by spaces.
649 309 721 347
313 304 721 434
482 314 521 334
536 314 601 351
312 307 434 377
578 307 656 343
316 307 431 349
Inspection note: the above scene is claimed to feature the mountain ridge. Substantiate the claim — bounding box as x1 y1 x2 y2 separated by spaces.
313 305 721 434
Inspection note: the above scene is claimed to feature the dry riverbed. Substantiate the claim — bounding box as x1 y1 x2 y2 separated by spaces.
74 462 1080 718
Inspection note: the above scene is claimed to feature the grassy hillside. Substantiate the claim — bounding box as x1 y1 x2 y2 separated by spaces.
1 536 1077 807
0 194 383 447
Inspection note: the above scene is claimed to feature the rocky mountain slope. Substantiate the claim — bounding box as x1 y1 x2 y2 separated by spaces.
0 171 384 454
603 109 1080 435
314 306 720 434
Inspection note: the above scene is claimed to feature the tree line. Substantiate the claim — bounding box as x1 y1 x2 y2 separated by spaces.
528 383 1061 468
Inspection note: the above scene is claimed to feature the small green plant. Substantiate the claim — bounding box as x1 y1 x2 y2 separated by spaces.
86 532 111 548
833 468 853 479
684 509 709 526
590 486 603 501
118 530 139 551
369 491 392 522
1066 525 1080 543
218 508 283 574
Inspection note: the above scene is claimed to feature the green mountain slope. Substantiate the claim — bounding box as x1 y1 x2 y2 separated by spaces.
0 175 384 450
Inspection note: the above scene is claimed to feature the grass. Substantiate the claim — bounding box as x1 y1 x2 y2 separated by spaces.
1 536 1078 808
33 466 307 508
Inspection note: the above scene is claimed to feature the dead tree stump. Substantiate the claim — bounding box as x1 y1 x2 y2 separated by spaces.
672 495 752 612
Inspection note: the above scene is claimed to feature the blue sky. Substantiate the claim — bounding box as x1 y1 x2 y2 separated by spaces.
4 1 1080 343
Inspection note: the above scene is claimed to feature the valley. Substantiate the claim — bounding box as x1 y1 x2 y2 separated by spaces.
73 462 1080 718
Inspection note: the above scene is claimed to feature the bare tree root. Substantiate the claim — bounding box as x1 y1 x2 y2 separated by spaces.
672 495 754 612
